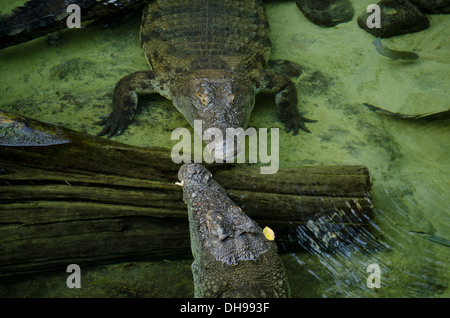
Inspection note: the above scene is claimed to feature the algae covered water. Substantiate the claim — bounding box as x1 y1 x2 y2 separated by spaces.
0 1 448 298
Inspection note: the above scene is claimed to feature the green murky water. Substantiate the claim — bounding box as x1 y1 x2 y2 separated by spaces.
0 1 448 297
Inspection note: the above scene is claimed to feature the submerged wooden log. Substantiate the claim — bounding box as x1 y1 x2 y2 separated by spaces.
0 112 374 278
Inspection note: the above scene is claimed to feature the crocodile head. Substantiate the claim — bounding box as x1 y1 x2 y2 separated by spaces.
178 163 270 265
171 70 255 160
178 163 290 298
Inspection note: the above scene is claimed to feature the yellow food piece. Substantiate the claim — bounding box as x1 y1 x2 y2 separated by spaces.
263 226 275 241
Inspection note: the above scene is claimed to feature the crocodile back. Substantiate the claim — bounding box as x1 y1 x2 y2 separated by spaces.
140 0 271 76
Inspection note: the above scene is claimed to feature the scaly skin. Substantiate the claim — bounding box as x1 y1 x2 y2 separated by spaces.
1 1 315 158
0 0 145 49
178 163 290 298
96 0 315 159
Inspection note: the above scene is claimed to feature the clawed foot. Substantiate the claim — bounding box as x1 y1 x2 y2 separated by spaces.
95 112 132 137
281 112 317 134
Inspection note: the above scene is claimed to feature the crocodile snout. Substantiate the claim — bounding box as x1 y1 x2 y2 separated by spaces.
171 70 255 161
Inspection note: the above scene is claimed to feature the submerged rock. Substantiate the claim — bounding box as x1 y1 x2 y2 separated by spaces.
409 0 450 13
296 0 354 27
357 0 430 38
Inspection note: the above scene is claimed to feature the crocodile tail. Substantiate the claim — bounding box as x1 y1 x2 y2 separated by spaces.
0 0 146 49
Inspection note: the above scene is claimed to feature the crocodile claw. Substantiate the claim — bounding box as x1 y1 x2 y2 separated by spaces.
282 113 317 135
95 113 130 138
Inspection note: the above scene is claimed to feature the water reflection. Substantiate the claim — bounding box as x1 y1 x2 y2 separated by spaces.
286 188 448 297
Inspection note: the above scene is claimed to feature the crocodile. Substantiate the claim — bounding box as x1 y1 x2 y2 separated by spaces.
3 2 447 158
178 163 290 298
1 1 315 159
94 0 315 159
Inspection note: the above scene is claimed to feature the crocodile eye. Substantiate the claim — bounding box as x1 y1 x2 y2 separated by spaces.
202 94 212 105
226 94 236 104
195 93 211 106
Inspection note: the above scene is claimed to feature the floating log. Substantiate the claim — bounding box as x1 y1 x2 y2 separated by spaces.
0 112 374 279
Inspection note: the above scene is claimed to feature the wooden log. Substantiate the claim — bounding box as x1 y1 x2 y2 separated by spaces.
0 112 374 279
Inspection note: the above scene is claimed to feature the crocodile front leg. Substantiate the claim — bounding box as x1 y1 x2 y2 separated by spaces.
253 69 316 134
96 70 165 137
